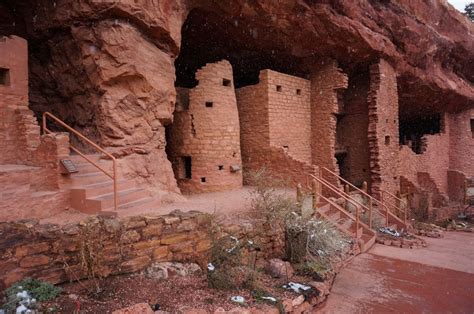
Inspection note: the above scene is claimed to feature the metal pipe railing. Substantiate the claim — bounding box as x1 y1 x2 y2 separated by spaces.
320 167 404 228
311 187 361 238
42 112 118 211
381 189 407 224
307 174 362 236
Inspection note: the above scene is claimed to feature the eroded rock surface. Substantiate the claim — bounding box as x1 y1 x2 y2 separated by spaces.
0 0 472 194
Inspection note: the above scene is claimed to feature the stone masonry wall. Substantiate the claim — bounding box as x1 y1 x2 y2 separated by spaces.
448 109 474 177
310 60 348 184
0 211 284 291
0 36 70 221
399 128 450 198
367 59 400 199
167 60 243 193
1 36 30 164
236 73 270 183
337 70 371 187
236 70 314 186
266 70 312 164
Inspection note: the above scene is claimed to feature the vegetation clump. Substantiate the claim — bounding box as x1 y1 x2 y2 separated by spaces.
2 278 61 312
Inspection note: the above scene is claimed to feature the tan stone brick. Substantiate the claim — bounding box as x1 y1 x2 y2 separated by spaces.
169 241 194 254
152 246 169 261
120 256 151 273
15 242 50 258
20 254 50 268
132 239 161 251
142 224 162 238
195 239 212 252
161 233 189 245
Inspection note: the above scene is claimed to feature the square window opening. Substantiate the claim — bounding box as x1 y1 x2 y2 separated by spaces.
205 101 213 108
179 156 192 179
218 165 224 170
276 85 282 92
200 177 206 183
296 89 301 95
0 68 10 86
385 136 391 146
223 79 231 87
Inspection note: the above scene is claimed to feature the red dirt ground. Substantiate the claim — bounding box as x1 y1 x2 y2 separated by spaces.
43 270 310 313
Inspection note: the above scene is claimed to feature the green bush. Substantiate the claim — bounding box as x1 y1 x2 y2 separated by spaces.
5 278 62 302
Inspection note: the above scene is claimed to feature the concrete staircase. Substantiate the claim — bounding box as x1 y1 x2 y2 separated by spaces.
66 154 160 215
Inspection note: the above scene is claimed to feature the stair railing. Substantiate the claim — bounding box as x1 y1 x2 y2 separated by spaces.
320 167 406 229
306 174 363 237
381 189 407 224
42 112 118 211
314 175 376 228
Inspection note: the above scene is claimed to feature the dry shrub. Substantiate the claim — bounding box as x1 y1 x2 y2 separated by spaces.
412 194 430 221
246 167 298 224
207 235 257 290
285 213 351 275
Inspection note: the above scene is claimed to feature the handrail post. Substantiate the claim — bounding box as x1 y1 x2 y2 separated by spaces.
369 198 373 229
42 112 46 133
355 205 360 238
312 179 319 208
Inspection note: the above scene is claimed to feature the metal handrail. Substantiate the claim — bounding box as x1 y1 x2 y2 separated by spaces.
307 174 362 236
316 175 376 228
320 167 405 228
381 189 407 223
42 112 118 211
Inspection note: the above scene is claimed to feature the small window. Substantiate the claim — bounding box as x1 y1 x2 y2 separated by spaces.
179 156 192 179
276 85 282 92
218 165 224 170
296 89 301 95
471 119 474 138
205 101 213 108
201 177 206 183
223 79 231 87
0 68 10 86
282 145 289 152
385 136 391 146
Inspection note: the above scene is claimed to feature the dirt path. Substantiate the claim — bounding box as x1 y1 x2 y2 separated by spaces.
40 187 295 225
321 232 474 313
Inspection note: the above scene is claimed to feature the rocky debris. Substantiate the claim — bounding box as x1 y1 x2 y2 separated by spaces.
143 262 202 280
265 258 294 279
412 221 445 238
112 303 155 314
376 234 427 249
444 219 473 232
414 229 444 238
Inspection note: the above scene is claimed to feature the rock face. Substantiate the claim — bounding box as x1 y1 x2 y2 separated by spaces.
0 0 472 195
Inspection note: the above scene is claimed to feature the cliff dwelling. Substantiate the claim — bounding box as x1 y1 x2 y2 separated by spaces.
0 0 473 312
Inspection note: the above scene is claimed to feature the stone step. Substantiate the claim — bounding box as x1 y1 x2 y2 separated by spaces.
327 209 341 221
73 161 113 174
68 171 111 186
86 188 151 212
70 179 135 199
68 154 104 164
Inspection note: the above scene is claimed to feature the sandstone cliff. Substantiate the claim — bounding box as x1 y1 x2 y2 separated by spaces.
0 0 472 193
